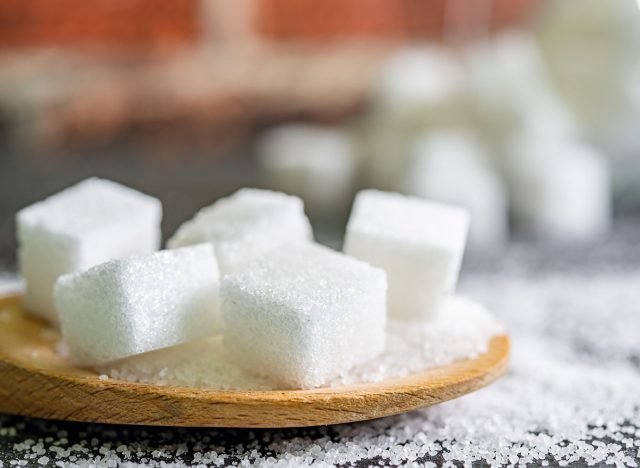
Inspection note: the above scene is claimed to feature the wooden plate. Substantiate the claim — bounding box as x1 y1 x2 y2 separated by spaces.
0 294 509 428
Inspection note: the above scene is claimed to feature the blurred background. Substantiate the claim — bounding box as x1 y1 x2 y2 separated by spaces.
1 0 640 268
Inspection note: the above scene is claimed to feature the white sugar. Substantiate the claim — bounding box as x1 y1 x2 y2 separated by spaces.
167 188 313 274
329 296 503 386
222 243 387 389
16 177 161 324
8 270 627 467
54 245 220 365
344 189 470 320
97 294 501 390
97 336 274 391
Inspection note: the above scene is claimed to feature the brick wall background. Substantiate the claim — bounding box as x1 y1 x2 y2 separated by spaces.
0 0 199 50
0 0 535 50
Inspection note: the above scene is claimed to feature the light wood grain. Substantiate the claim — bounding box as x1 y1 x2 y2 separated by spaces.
0 294 509 428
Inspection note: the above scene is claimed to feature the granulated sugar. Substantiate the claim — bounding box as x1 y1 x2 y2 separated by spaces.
98 336 275 391
1 269 639 466
329 296 503 387
96 295 501 390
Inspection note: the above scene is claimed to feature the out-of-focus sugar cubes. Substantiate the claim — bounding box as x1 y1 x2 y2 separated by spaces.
376 46 463 114
363 46 464 192
167 188 313 274
54 244 220 365
465 32 580 149
256 124 358 218
344 190 469 321
16 178 162 324
507 138 611 241
404 132 508 246
221 243 387 389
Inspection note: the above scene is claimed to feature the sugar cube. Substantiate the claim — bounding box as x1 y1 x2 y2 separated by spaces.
54 244 220 365
344 190 469 321
507 138 611 241
167 188 313 274
221 243 387 389
404 132 508 246
16 178 162 324
256 124 357 219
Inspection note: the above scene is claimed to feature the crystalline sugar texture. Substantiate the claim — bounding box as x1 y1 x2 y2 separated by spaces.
167 188 313 274
54 244 220 365
221 243 387 389
16 177 162 323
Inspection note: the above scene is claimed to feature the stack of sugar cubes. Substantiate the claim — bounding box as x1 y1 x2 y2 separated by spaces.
16 178 470 389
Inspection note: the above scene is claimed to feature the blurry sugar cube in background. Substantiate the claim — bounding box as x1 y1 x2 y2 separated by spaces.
506 138 611 241
403 131 508 246
256 124 358 220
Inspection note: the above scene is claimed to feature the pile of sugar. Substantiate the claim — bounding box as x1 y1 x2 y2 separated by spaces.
2 269 639 466
98 296 503 389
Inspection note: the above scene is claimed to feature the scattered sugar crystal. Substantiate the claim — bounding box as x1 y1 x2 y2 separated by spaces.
222 243 387 389
54 244 220 365
167 188 313 274
404 131 508 246
16 178 161 324
256 124 358 218
507 138 611 241
344 189 470 321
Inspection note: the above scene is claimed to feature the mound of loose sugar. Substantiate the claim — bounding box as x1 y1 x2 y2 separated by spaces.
97 336 274 391
96 295 503 390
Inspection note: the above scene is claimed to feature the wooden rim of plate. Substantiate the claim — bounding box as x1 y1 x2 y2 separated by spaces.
0 294 509 428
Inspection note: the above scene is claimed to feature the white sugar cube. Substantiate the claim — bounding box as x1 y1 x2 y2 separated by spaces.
54 244 220 365
167 188 313 274
221 243 387 389
404 132 508 246
16 178 162 324
256 124 357 218
507 139 611 241
344 190 469 321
